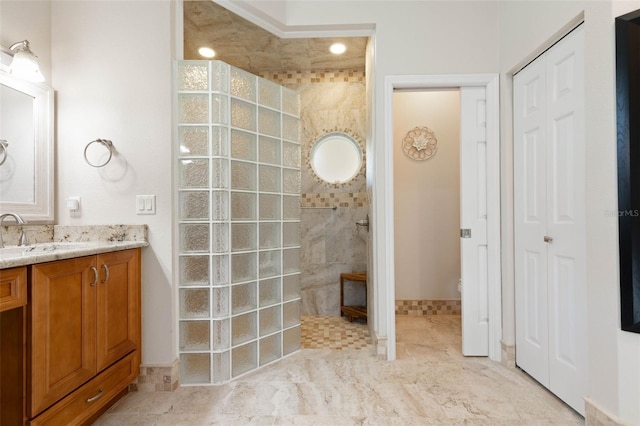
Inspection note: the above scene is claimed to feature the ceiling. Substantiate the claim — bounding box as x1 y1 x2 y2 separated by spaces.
183 1 368 74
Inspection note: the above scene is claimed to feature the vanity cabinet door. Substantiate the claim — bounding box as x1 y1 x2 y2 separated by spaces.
96 249 140 372
29 256 97 417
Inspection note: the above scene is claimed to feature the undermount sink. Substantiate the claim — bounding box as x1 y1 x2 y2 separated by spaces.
0 242 99 260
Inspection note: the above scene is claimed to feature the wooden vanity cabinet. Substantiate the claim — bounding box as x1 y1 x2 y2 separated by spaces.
27 248 141 424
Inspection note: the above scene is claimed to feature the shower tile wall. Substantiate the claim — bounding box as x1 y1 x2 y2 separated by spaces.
261 70 368 316
177 61 301 384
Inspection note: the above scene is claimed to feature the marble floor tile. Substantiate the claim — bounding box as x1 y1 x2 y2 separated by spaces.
94 315 583 425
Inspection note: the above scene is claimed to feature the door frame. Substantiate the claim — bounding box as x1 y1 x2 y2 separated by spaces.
381 74 501 361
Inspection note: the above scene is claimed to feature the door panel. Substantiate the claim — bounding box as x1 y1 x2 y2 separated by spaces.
460 86 489 356
515 25 586 415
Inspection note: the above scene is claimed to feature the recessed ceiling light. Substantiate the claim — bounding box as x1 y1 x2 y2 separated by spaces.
198 47 216 58
329 43 346 55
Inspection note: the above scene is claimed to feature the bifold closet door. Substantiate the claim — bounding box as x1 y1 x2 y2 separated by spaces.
514 25 586 415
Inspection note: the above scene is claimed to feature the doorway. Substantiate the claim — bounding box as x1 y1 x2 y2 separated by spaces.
380 74 501 361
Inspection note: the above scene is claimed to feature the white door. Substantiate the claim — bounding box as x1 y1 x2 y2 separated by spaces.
514 25 586 415
460 86 489 356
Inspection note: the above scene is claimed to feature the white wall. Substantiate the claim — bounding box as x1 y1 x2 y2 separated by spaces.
50 0 175 366
393 90 460 300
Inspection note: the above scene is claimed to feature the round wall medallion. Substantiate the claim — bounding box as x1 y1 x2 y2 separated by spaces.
402 126 438 161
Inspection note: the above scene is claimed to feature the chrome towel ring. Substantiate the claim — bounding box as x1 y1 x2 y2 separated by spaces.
0 140 8 166
84 139 113 167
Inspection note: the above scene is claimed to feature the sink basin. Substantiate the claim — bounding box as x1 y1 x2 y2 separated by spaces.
0 242 99 260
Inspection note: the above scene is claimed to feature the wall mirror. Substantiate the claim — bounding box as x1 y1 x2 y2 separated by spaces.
0 72 54 222
308 132 364 186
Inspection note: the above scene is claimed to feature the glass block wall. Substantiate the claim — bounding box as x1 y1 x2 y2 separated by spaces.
176 61 302 384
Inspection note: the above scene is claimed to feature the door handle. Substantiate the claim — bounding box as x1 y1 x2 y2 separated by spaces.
544 236 553 243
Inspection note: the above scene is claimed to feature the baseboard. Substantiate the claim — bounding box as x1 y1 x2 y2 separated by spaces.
500 340 516 369
374 334 388 360
585 397 633 426
395 299 461 315
130 359 179 392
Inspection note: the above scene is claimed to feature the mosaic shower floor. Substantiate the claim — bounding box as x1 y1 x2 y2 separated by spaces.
301 315 370 350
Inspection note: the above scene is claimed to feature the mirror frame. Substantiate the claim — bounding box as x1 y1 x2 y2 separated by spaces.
306 130 365 188
0 72 54 222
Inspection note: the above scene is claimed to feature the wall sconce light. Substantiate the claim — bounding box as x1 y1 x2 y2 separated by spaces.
0 40 44 82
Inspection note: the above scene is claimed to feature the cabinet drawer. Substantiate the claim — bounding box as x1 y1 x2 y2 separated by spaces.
0 266 26 312
28 352 138 426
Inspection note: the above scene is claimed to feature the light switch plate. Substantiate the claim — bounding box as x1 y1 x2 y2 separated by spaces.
136 195 156 215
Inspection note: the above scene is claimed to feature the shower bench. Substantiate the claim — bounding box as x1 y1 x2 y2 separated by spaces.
340 272 367 322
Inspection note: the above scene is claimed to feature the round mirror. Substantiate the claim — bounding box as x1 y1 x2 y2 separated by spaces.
309 132 363 185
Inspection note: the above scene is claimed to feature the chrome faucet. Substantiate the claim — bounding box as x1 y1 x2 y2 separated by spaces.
0 212 28 248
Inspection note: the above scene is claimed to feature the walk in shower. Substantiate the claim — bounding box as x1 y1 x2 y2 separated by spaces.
176 60 301 384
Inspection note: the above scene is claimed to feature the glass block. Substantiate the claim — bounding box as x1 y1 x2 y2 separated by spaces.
232 223 257 252
180 288 210 319
282 115 300 142
259 305 281 336
210 60 229 93
178 93 208 124
180 191 209 221
232 252 257 283
212 255 229 286
211 125 228 157
260 277 281 307
282 169 300 194
231 192 256 220
283 326 301 356
258 79 281 109
283 222 299 247
259 194 280 220
231 67 257 101
179 127 208 156
212 223 229 253
180 223 209 253
283 274 300 301
179 320 210 351
259 165 280 193
179 159 208 189
211 351 231 383
212 191 229 221
258 107 280 137
231 161 257 191
283 300 300 328
283 142 301 168
212 287 230 318
259 250 281 279
180 255 209 286
231 99 257 131
180 353 210 384
212 319 230 350
260 334 281 366
178 62 209 91
283 196 300 220
232 282 257 314
259 136 281 165
212 351 230 383
232 341 257 377
212 158 229 189
232 312 257 346
259 222 281 249
282 88 300 116
283 248 300 274
211 94 228 125
231 130 257 161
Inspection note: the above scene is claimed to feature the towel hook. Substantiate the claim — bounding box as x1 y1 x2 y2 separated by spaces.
84 139 113 167
0 140 8 166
